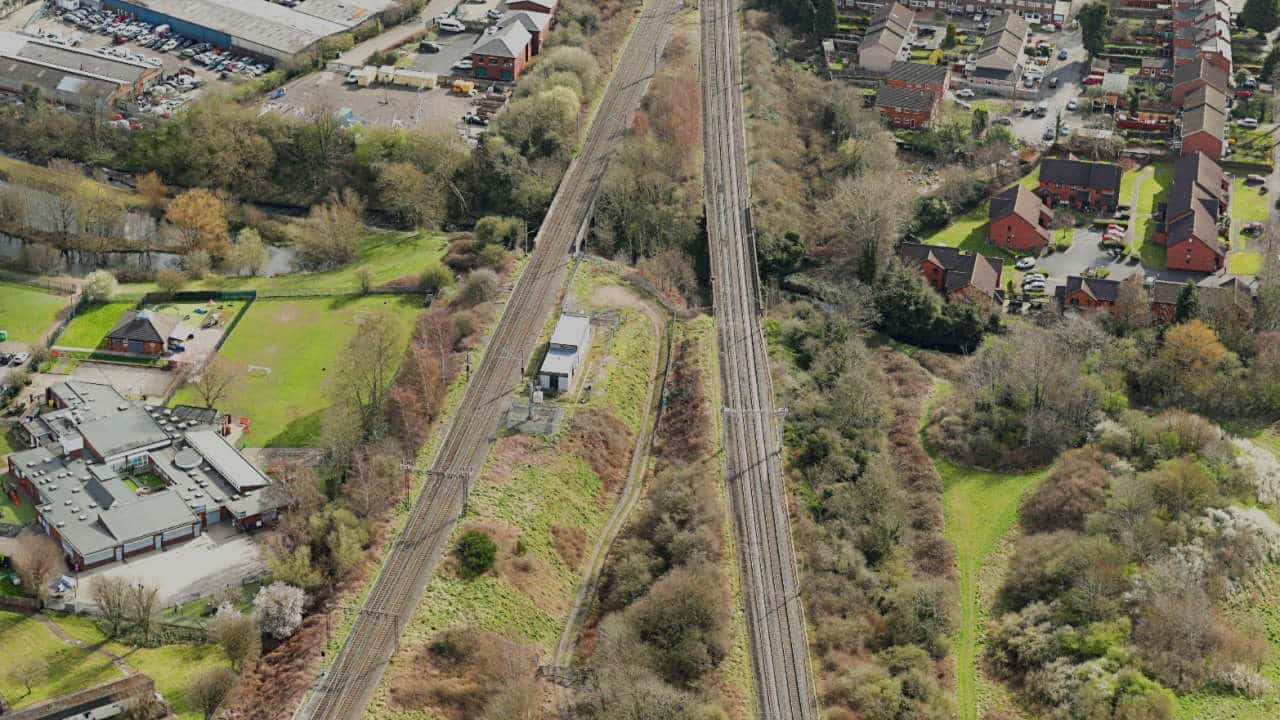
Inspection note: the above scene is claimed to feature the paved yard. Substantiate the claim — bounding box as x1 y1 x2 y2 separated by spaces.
76 524 264 608
69 361 177 403
261 69 473 132
1034 227 1209 293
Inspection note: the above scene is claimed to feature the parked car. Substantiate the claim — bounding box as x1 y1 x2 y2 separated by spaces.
463 112 489 126
1015 256 1037 270
955 88 975 98
1066 99 1078 111
1048 76 1058 88
1023 273 1047 283
419 41 441 53
437 17 466 32
1043 126 1056 141
453 57 474 70
1023 281 1047 293
1237 117 1260 129
487 8 504 19
10 352 29 367
1058 48 1068 60
1082 75 1102 85
1244 221 1265 235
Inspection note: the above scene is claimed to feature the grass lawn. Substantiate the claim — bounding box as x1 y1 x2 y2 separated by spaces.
1227 252 1264 275
1232 176 1271 224
55 302 135 349
115 232 447 299
0 610 122 709
938 452 1046 720
47 613 231 720
122 472 166 492
171 295 422 447
0 487 36 525
1133 163 1173 267
0 282 68 344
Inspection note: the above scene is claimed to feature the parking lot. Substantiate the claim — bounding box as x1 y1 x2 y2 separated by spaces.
27 8 273 118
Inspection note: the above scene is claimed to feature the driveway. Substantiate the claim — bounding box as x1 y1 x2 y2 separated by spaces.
410 27 484 77
75 523 264 608
1008 28 1087 144
1035 227 1211 292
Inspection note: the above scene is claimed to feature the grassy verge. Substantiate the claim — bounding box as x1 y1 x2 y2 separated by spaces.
171 295 422 447
47 613 231 720
114 232 447 299
0 611 122 709
1134 162 1173 267
55 302 135 349
1228 252 1264 275
0 281 68 344
936 439 1046 720
0 487 36 525
358 261 660 719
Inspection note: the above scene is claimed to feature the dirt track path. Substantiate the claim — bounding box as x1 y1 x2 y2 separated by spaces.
551 284 670 679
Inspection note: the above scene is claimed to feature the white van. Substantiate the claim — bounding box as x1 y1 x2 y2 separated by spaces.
437 17 466 32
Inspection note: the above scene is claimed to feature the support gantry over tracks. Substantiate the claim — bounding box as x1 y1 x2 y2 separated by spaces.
700 0 820 716
292 0 681 716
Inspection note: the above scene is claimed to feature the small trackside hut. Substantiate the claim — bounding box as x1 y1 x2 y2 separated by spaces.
537 313 590 394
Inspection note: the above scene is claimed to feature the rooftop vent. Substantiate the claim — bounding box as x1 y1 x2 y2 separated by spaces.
78 515 87 521
56 521 64 528
118 405 128 411
88 503 97 509
64 500 72 505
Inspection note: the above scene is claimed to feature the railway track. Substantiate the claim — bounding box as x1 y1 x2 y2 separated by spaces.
700 0 819 717
293 1 681 717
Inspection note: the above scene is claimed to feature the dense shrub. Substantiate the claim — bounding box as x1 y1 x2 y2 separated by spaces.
455 530 498 579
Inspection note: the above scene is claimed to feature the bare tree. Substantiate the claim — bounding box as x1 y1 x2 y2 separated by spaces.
14 535 62 601
90 575 132 638
296 189 364 270
332 310 401 437
187 667 238 720
191 357 243 409
125 582 161 644
209 604 261 671
6 656 48 697
1109 272 1152 335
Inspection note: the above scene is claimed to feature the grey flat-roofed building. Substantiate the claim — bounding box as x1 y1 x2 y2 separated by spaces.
0 32 156 108
78 407 171 465
5 380 279 570
103 0 394 62
538 313 591 393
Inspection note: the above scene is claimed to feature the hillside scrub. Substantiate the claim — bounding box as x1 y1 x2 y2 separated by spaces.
985 408 1275 718
771 301 956 718
574 336 737 716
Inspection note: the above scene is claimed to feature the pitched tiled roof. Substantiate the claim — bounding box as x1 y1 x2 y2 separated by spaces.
500 10 552 32
1039 158 1122 193
1166 202 1223 255
1184 83 1226 112
106 309 177 344
875 84 935 112
989 184 1051 228
1058 275 1122 303
1181 102 1225 140
868 2 914 35
1167 151 1226 220
974 12 1028 74
473 23 531 58
896 242 1004 298
887 60 948 85
1151 280 1188 305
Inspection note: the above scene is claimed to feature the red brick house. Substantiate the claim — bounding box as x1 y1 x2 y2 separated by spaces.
885 60 949 94
471 23 532 82
874 84 939 128
1166 209 1224 272
500 10 554 55
1055 275 1122 310
1036 158 1122 213
897 242 1004 304
104 309 181 356
1171 57 1228 106
988 184 1052 251
1155 151 1228 276
1179 85 1226 161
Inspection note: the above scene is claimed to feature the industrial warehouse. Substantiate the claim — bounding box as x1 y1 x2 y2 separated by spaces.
96 0 397 62
4 381 280 571
0 30 158 108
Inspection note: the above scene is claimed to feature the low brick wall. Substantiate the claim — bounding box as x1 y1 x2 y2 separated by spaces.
3 674 155 720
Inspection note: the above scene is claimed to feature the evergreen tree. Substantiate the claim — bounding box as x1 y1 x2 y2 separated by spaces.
1078 3 1110 57
1174 282 1199 323
1241 0 1280 36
